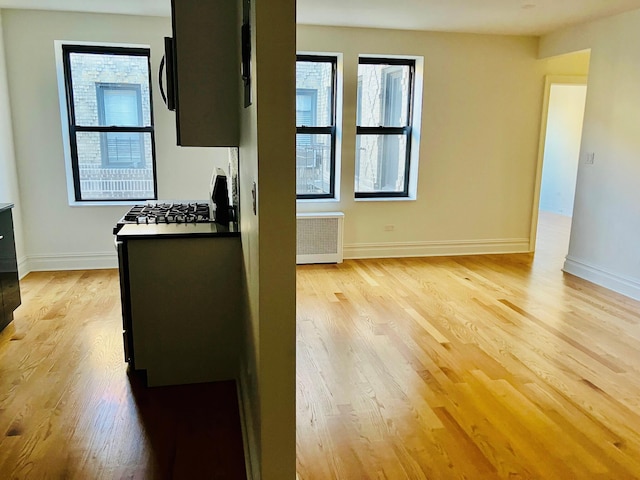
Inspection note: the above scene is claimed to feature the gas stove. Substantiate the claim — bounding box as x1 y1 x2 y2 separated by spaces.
113 202 211 234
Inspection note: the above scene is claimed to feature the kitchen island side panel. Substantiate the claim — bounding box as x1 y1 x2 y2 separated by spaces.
126 236 242 386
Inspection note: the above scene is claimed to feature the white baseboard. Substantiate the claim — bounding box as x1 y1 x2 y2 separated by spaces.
22 252 118 275
563 256 640 301
17 255 29 279
237 368 259 480
343 238 530 259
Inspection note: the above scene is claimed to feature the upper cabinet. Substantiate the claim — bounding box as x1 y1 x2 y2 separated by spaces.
165 0 240 147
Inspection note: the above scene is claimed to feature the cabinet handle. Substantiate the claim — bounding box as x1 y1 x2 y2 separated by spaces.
0 235 3 240
163 37 176 112
159 55 168 106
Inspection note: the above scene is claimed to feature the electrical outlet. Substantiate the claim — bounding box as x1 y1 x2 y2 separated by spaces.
384 224 395 232
584 152 595 165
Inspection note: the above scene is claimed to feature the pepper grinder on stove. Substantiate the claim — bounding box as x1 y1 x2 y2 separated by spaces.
211 168 230 225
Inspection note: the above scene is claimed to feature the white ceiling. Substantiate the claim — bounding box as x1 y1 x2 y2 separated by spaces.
1 0 640 36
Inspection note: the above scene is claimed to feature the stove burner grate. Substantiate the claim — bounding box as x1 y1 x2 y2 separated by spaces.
123 203 211 225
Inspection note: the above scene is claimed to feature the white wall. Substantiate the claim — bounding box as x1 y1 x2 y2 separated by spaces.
1 9 229 273
0 11 24 268
539 84 587 216
541 8 640 299
237 0 297 478
296 25 567 258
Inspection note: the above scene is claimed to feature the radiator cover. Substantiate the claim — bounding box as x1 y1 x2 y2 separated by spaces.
296 212 344 264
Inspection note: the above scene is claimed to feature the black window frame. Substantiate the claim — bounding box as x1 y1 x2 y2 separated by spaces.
355 57 415 199
296 54 338 200
61 44 158 202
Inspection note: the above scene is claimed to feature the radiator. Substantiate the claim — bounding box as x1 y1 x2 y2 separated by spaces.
296 212 344 264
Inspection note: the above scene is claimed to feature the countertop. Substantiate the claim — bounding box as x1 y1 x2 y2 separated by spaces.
0 203 14 213
116 222 240 240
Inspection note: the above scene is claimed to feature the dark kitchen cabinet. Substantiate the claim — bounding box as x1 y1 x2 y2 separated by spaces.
0 205 21 332
167 0 240 147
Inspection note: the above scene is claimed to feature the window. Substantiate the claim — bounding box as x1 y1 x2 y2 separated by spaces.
61 44 157 202
296 55 337 199
355 57 415 198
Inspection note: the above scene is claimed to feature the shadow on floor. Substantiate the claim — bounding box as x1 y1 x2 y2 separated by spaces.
128 372 247 480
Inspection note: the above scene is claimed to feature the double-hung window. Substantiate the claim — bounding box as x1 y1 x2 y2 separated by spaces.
355 57 415 198
60 44 157 202
295 55 337 199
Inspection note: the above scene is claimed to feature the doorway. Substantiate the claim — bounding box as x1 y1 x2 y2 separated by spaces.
531 75 588 261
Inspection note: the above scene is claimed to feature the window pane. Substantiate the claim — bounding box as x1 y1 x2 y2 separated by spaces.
75 131 154 200
296 61 332 127
102 132 145 166
355 134 407 193
357 64 411 127
296 91 316 127
101 87 142 126
296 133 332 195
69 53 151 127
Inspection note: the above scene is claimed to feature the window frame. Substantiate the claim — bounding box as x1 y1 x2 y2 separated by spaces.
61 44 158 203
355 56 416 199
296 54 338 200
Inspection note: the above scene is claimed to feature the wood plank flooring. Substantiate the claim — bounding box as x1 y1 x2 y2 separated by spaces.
296 212 640 479
0 269 246 479
2 212 639 479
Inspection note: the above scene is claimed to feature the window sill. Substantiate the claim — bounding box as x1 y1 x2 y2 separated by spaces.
68 200 150 207
296 197 340 204
354 195 416 202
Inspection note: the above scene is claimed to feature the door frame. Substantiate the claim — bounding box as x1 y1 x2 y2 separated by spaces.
529 75 588 251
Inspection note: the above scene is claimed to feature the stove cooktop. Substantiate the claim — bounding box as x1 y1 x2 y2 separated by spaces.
114 202 211 234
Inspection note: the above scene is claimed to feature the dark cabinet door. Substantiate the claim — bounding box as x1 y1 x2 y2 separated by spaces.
116 240 135 366
170 0 239 147
0 208 21 331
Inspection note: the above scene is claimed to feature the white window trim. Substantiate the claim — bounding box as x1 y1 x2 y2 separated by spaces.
54 40 153 207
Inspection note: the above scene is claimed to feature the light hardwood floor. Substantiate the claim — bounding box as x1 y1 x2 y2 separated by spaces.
0 271 246 478
2 213 639 479
296 212 640 479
